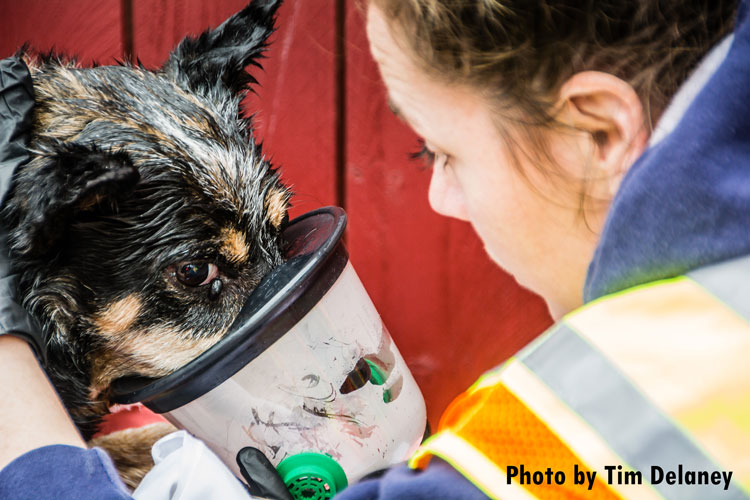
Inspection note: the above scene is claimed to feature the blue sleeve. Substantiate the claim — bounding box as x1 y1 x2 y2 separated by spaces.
0 445 133 500
335 459 490 500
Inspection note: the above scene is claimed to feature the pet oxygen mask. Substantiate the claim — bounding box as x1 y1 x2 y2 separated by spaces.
112 207 427 499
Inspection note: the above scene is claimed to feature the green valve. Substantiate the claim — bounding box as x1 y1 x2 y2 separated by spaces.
277 452 348 500
365 359 392 402
364 359 386 385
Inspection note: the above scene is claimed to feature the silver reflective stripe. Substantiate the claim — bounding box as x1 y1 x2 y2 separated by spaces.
519 324 748 500
687 256 750 321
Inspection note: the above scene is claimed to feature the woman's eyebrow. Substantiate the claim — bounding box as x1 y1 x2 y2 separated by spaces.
387 98 404 120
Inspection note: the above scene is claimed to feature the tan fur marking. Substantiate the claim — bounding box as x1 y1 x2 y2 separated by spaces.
32 67 98 139
89 326 222 400
220 227 250 263
58 67 88 95
89 422 177 489
22 53 40 72
114 327 220 373
95 295 142 336
265 186 289 229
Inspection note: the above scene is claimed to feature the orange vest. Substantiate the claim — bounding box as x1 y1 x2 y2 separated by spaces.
409 257 750 500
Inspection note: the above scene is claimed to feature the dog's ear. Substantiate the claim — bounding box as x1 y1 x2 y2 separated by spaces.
5 143 139 258
162 0 282 99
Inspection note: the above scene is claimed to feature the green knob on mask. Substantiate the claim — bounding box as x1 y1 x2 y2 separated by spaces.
276 452 348 500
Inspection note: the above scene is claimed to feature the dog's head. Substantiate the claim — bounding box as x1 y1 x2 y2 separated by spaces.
3 0 290 413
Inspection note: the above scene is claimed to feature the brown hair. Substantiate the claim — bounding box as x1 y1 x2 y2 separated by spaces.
370 0 737 128
369 0 738 207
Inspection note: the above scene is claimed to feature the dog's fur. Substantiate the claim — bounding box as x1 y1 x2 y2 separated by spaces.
2 0 290 487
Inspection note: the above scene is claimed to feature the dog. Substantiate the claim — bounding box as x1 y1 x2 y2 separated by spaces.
2 0 290 488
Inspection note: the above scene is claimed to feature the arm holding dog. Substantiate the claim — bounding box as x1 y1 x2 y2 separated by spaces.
0 336 86 469
0 336 132 500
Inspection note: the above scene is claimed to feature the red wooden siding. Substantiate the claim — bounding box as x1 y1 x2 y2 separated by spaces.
0 0 124 65
1 1 552 429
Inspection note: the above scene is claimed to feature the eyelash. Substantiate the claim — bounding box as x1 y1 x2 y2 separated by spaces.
411 139 446 170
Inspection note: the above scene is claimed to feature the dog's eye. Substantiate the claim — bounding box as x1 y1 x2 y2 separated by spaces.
176 262 218 287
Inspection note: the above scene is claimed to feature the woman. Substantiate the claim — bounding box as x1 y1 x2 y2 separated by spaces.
337 1 750 499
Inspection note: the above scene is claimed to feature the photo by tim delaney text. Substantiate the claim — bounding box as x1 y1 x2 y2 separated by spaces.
506 464 733 491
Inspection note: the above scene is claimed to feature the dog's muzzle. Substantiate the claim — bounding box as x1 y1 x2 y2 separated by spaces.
112 207 427 498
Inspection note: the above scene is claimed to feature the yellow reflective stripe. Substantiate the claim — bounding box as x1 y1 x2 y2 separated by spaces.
408 430 537 500
568 275 687 318
500 359 664 500
567 278 750 491
469 359 511 393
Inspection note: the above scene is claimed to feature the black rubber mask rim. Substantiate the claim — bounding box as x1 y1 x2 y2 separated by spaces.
110 206 348 413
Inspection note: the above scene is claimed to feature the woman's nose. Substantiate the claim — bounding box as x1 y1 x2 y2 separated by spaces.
428 164 470 221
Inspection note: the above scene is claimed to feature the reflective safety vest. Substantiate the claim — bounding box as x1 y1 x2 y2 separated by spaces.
408 256 750 500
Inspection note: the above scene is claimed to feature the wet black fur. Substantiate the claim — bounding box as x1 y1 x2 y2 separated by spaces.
2 0 289 439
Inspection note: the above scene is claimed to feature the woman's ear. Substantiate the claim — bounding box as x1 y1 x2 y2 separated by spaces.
557 71 649 195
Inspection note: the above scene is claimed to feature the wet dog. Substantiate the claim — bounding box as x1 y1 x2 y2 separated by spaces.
2 0 289 487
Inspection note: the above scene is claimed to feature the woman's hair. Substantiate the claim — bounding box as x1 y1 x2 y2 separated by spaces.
370 0 737 128
369 0 738 205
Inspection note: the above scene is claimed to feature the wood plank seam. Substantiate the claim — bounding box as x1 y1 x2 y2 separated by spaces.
120 0 134 64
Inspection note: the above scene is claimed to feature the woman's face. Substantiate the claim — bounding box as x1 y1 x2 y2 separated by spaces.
366 5 613 318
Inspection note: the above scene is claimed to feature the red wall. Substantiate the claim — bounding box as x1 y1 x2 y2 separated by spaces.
0 0 551 428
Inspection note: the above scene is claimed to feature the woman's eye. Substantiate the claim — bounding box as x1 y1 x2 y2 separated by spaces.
411 139 436 167
411 139 449 170
176 262 218 287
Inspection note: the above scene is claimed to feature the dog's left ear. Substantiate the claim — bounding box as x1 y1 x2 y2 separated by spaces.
5 143 139 258
163 0 282 100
